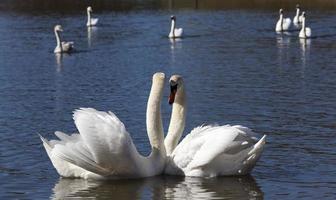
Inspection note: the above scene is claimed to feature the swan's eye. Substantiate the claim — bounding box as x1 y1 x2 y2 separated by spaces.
170 84 177 92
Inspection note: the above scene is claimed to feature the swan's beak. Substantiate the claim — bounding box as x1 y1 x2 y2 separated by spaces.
169 84 177 105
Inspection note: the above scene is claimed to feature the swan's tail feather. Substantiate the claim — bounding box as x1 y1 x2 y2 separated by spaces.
39 134 52 151
53 143 110 176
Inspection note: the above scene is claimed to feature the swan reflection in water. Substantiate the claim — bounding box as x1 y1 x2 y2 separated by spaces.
55 53 63 72
87 26 98 47
55 53 71 72
51 175 263 199
170 38 182 50
300 38 311 54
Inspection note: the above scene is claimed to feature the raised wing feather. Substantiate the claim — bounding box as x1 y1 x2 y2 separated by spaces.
283 18 292 30
50 108 140 177
171 125 258 171
72 108 139 171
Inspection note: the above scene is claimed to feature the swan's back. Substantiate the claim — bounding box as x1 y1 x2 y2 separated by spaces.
61 41 74 52
174 28 183 37
165 125 266 177
299 27 312 38
276 18 291 32
169 28 183 38
87 18 99 26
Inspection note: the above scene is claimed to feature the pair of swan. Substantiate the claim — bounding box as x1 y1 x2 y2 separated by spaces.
275 8 312 39
40 73 266 179
293 4 312 38
54 6 98 53
276 4 304 32
169 15 183 38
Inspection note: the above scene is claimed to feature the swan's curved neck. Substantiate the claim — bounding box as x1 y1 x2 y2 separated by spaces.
146 74 166 157
280 14 283 31
87 10 91 25
301 17 306 36
170 19 176 37
296 9 300 17
54 30 61 49
165 85 186 155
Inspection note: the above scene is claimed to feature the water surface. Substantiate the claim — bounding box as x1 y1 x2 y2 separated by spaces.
0 3 336 200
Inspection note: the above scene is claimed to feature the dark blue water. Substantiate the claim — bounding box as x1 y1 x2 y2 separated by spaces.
0 6 336 200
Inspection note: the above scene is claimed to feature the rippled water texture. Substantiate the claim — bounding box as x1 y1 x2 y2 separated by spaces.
0 1 336 199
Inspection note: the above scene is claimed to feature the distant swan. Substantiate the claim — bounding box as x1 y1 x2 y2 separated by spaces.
86 6 99 27
54 25 74 53
169 15 183 38
293 4 304 25
276 9 291 32
40 73 167 179
164 75 266 177
299 12 312 39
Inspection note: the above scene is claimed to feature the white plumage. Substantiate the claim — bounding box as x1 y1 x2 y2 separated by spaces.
165 125 266 177
299 12 312 39
86 6 99 27
54 25 74 53
169 15 183 38
41 73 167 179
164 75 266 177
276 9 292 32
293 4 303 25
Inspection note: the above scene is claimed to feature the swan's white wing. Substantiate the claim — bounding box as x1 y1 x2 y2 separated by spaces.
91 18 99 26
174 28 183 37
283 18 292 30
61 41 74 52
40 133 95 178
293 16 299 24
52 108 140 177
170 125 261 171
305 27 312 37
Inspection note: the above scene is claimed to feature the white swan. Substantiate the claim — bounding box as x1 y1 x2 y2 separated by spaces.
299 12 312 39
169 15 183 38
40 72 167 179
293 4 304 25
275 9 292 32
164 75 266 177
86 6 99 27
54 25 74 54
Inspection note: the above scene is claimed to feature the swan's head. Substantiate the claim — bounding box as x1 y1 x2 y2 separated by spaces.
302 11 306 18
171 15 176 21
87 6 93 12
152 72 165 86
296 4 300 9
54 25 63 32
279 9 283 14
169 75 183 105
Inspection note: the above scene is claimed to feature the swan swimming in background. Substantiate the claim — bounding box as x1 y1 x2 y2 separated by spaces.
275 9 292 32
293 4 304 25
299 12 312 39
86 6 99 27
169 15 183 38
54 25 74 53
40 73 167 179
164 75 266 177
